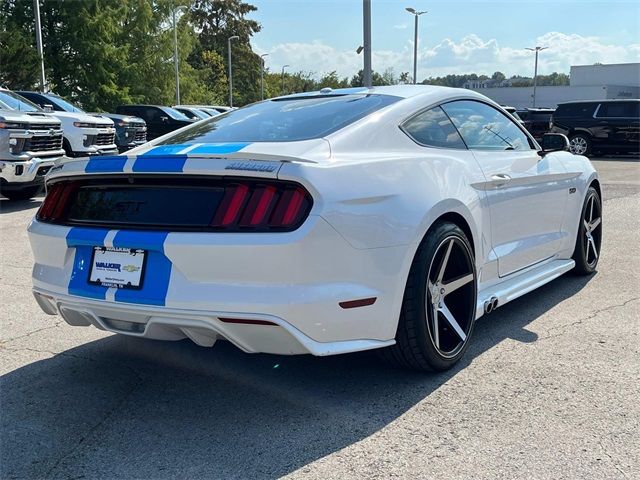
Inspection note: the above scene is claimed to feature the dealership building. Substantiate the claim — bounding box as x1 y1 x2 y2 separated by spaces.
464 62 640 109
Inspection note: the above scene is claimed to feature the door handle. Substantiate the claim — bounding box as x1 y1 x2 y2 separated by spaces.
491 173 511 181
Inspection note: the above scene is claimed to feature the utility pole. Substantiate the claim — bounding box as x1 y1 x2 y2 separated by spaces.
363 0 372 87
33 0 46 92
526 46 548 107
260 53 269 100
228 35 239 107
173 8 180 105
281 65 289 95
406 7 427 84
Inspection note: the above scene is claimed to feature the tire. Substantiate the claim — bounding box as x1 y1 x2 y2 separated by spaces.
572 186 602 275
379 221 477 371
63 138 73 157
1 185 42 201
569 133 592 156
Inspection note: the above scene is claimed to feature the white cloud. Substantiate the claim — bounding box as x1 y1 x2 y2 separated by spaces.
255 32 640 81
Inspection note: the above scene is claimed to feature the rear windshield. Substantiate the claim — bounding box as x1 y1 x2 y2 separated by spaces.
160 94 400 144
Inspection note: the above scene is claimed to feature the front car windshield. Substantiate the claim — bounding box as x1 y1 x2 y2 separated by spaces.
161 94 400 144
44 94 85 113
160 106 191 121
0 91 41 112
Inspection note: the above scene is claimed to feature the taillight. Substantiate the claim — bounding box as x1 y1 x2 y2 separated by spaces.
37 182 77 222
211 182 311 231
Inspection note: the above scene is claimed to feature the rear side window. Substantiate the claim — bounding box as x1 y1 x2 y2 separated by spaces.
596 102 640 118
161 94 400 144
554 103 598 118
442 100 533 151
402 106 466 149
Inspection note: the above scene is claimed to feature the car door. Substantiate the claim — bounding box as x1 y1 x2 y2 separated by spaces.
442 100 569 277
594 101 640 151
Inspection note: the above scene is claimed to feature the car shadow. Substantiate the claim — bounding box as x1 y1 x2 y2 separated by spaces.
1 274 592 479
0 196 43 213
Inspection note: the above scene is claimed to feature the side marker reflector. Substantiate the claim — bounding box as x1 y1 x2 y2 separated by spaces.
339 297 377 309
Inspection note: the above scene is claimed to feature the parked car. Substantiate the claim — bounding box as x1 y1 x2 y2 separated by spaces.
0 89 65 200
115 105 194 140
172 106 210 120
550 99 640 156
97 113 147 153
175 104 224 117
30 86 601 372
15 91 118 157
517 108 555 141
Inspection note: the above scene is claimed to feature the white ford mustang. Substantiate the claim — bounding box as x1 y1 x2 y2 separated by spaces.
29 86 602 371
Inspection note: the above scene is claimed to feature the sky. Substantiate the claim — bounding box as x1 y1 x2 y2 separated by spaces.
247 0 640 80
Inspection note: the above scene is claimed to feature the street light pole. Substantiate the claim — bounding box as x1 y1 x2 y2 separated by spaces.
281 65 289 95
33 0 46 92
406 7 427 84
228 35 239 107
173 8 180 105
260 53 269 100
526 46 548 107
363 0 372 87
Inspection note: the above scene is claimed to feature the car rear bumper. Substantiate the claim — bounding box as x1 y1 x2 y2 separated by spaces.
28 217 410 355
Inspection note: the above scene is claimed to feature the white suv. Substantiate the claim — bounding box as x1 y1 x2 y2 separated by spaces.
15 91 117 157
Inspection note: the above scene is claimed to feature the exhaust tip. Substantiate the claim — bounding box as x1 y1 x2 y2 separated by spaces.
484 296 498 314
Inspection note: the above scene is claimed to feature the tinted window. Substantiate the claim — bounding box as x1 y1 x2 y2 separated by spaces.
402 106 466 149
160 106 190 121
0 91 41 112
596 102 640 118
554 103 598 118
441 100 533 151
161 94 400 144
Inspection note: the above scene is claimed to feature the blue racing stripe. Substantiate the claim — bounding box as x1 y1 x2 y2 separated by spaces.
112 230 171 306
140 144 192 156
132 155 187 172
85 156 127 173
189 143 249 155
66 227 111 299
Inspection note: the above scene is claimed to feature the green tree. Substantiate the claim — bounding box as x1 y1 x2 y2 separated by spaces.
189 0 261 105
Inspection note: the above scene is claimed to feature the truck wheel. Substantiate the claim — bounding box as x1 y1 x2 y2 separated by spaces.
1 186 42 201
569 133 591 156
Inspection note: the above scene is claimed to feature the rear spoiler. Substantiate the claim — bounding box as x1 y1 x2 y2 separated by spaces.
45 140 331 182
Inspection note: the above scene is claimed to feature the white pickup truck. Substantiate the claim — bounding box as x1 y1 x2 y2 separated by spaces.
15 91 118 158
0 91 65 200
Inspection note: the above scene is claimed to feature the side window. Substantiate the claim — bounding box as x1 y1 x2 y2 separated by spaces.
441 100 533 151
597 102 639 118
402 106 466 149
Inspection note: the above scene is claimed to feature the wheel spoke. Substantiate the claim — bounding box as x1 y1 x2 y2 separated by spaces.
588 196 594 223
443 273 474 295
437 239 453 283
432 308 440 349
588 236 598 261
590 216 601 231
439 303 467 342
583 219 589 231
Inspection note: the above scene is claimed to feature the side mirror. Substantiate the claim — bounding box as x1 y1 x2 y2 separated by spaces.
540 133 570 156
43 104 54 113
160 116 169 123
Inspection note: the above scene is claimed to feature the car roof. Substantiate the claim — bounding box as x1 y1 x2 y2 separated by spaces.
275 85 469 101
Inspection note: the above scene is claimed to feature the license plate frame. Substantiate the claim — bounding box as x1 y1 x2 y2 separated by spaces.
88 246 147 290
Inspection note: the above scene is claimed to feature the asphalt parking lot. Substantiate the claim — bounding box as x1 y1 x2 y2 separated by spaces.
1 157 638 480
